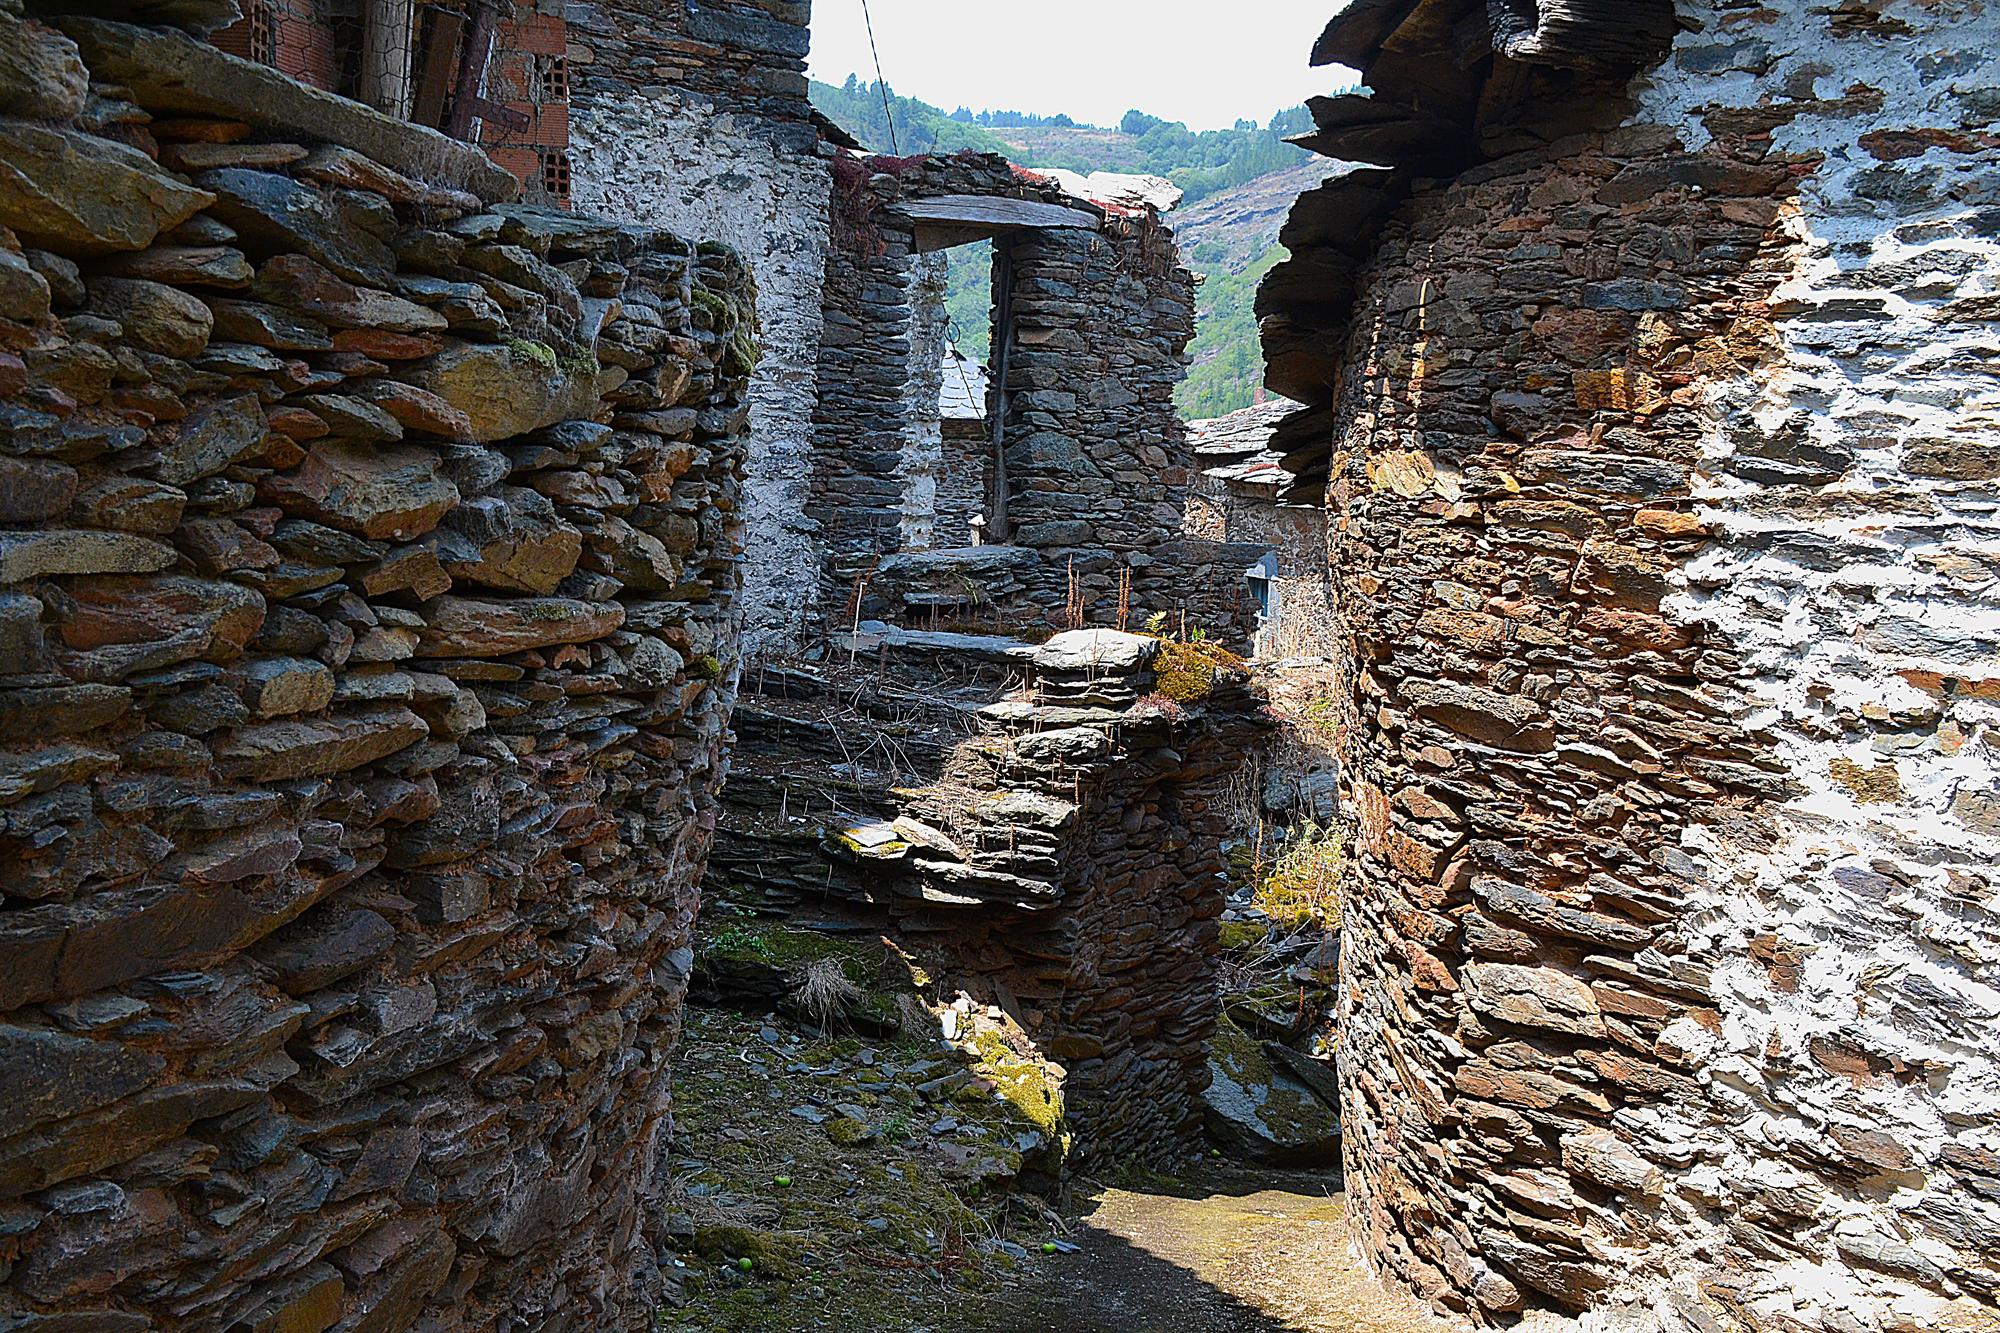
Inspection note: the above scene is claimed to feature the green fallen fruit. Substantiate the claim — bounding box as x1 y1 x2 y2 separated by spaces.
774 1176 791 1188
738 1257 754 1272
1040 1242 1056 1255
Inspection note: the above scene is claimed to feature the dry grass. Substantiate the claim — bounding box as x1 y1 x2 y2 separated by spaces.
791 957 865 1032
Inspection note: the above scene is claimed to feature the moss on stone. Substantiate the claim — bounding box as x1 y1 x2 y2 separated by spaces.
504 336 559 370
690 1225 800 1279
1218 919 1269 953
703 923 881 980
968 1028 1064 1140
1150 637 1247 704
1208 1014 1335 1145
826 1115 872 1146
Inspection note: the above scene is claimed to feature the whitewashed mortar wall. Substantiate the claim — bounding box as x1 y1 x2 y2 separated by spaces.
1598 2 2000 1328
899 251 950 551
570 92 833 656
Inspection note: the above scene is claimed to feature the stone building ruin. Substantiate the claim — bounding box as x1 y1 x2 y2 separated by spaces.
1261 0 2000 1327
3 0 1999 1328
0 0 1276 1325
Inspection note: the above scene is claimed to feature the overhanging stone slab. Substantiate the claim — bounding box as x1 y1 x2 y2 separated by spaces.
54 17 519 203
890 194 1101 252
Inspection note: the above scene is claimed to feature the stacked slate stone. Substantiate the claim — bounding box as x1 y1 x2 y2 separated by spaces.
707 626 1269 1167
0 11 754 1328
811 152 1256 643
569 0 815 136
1273 0 2000 1329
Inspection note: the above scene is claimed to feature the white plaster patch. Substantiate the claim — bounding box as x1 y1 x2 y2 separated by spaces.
1628 0 2000 1325
570 92 833 657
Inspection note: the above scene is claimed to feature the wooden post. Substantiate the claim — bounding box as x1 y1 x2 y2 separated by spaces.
989 241 1014 543
358 0 416 119
444 1 498 140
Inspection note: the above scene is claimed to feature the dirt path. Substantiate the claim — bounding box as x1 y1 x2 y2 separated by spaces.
964 1168 1464 1333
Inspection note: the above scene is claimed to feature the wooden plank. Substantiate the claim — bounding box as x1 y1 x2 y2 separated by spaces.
889 194 1100 237
443 1 497 139
410 8 463 129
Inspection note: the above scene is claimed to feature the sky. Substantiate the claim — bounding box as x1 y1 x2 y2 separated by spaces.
804 1 1349 132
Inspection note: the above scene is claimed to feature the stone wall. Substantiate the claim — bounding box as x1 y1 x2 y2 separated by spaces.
706 625 1268 1167
938 415 991 553
811 152 1254 640
0 13 755 1326
566 0 830 658
1003 221 1259 635
1274 0 2000 1327
1186 400 1334 660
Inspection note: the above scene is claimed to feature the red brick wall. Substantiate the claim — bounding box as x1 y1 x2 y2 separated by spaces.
212 0 339 93
205 0 564 205
478 5 572 207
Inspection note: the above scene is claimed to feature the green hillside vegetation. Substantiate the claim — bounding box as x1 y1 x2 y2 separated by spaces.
1180 244 1285 420
809 78 1328 415
812 76 1015 156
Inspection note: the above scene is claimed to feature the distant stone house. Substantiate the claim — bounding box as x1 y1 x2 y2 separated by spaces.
1185 397 1331 658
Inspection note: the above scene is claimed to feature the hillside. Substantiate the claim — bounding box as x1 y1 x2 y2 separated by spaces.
809 79 1338 416
1172 158 1345 419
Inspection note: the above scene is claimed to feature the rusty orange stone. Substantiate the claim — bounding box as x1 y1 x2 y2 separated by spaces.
332 328 445 360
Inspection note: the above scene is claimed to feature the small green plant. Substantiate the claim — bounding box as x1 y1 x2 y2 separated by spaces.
706 922 775 960
1297 696 1340 743
1142 610 1169 636
1254 821 1345 930
881 1111 912 1143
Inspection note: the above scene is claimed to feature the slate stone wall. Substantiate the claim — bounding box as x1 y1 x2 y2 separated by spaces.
706 626 1267 1168
1316 0 2000 1327
937 416 992 553
567 0 831 658
0 13 755 1327
812 153 1253 640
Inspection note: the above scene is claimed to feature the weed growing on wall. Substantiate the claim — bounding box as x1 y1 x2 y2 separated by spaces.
1253 821 1344 930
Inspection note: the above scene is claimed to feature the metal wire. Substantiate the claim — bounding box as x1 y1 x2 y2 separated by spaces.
858 0 900 154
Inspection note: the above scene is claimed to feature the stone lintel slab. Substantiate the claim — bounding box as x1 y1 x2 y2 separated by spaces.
55 17 520 203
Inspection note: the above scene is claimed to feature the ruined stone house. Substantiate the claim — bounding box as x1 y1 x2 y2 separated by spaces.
4 0 1999 1327
0 0 1275 1326
1260 0 2000 1327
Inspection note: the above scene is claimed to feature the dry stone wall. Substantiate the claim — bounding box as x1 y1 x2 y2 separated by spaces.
566 0 831 658
1283 0 2000 1328
707 625 1268 1167
0 12 755 1326
812 153 1254 640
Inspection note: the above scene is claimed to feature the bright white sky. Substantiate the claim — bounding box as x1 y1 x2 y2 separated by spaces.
805 1 1349 132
